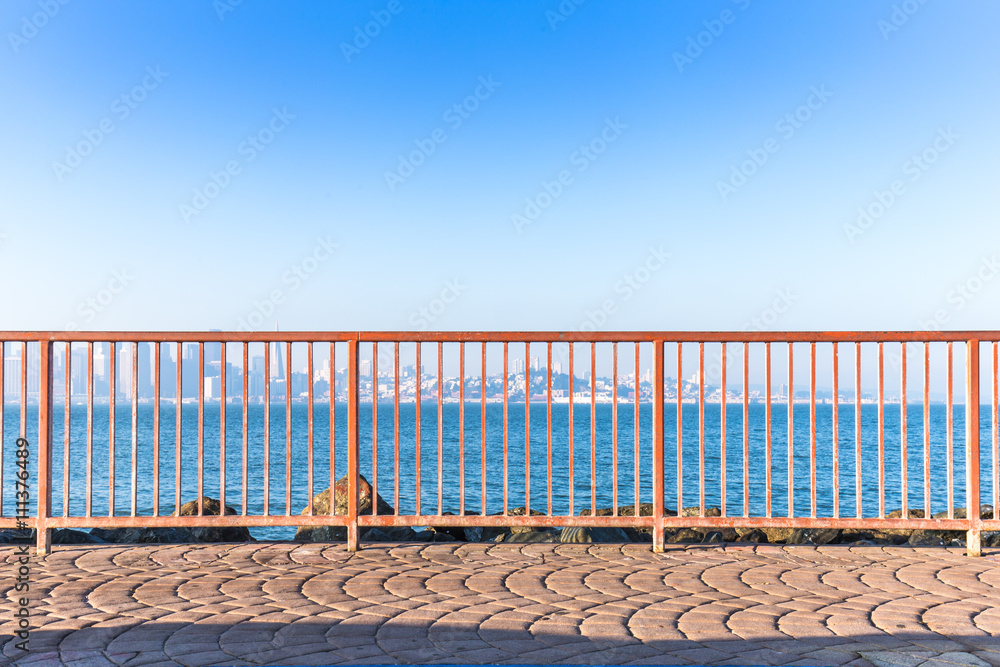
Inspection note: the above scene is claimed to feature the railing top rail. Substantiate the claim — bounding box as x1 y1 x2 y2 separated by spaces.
0 331 997 343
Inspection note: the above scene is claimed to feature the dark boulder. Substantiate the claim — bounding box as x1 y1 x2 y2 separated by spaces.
295 474 394 542
787 528 840 545
90 527 195 544
502 529 561 543
560 526 632 543
176 496 252 543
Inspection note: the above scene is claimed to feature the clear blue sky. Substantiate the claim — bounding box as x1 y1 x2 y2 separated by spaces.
1 0 997 334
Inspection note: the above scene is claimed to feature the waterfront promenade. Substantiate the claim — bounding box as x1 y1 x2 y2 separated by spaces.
3 541 1000 666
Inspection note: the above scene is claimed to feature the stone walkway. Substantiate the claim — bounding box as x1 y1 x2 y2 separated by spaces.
1 542 999 666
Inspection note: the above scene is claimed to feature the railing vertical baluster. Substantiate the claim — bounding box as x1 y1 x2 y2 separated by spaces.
652 340 665 552
243 342 249 517
901 343 908 519
810 342 816 518
526 342 531 515
612 342 618 516
347 337 360 551
698 342 705 516
372 343 378 516
547 342 553 516
306 343 312 516
153 343 160 517
855 343 862 519
221 342 227 513
948 342 955 519
721 343 727 518
590 342 596 515
923 342 930 517
675 344 682 515
480 342 486 516
36 340 54 555
334 340 342 516
765 342 772 517
503 342 509 515
743 342 749 518
264 340 270 516
878 342 885 519
64 342 71 518
437 342 443 516
993 341 998 521
569 343 574 515
395 342 401 516
458 343 464 516
416 343 421 516
0 342 4 517
832 342 839 519
787 342 793 518
109 342 116 518
87 342 94 517
198 342 204 516
175 342 182 515
287 341 293 517
967 339 982 556
132 342 138 517
635 343 640 517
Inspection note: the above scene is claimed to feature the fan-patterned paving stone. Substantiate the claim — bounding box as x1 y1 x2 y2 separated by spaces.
2 541 1000 664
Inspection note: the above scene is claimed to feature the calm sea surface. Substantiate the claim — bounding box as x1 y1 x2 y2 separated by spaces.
3 403 995 540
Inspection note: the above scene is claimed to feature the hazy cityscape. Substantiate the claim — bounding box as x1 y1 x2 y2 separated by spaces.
3 341 917 405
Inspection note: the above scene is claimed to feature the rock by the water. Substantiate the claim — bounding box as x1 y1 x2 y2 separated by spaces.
362 528 391 542
787 528 840 545
54 529 105 544
737 528 767 543
761 527 794 543
295 474 395 542
560 526 631 543
361 526 431 542
90 527 195 544
176 496 252 542
681 506 722 517
908 530 947 547
0 529 33 543
668 528 704 544
503 529 561 543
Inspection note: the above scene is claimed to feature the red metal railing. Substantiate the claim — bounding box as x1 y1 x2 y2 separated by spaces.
1 331 997 556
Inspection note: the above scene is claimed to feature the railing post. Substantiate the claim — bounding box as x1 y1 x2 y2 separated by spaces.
652 340 665 552
966 339 981 557
346 337 361 551
36 340 54 556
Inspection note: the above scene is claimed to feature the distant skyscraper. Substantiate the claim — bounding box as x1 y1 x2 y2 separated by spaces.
531 357 540 372
513 359 524 376
360 360 371 377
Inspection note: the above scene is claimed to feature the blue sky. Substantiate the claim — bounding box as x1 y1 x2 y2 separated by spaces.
1 0 998 334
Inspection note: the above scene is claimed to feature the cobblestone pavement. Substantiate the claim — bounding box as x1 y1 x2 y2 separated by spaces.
2 542 1000 666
